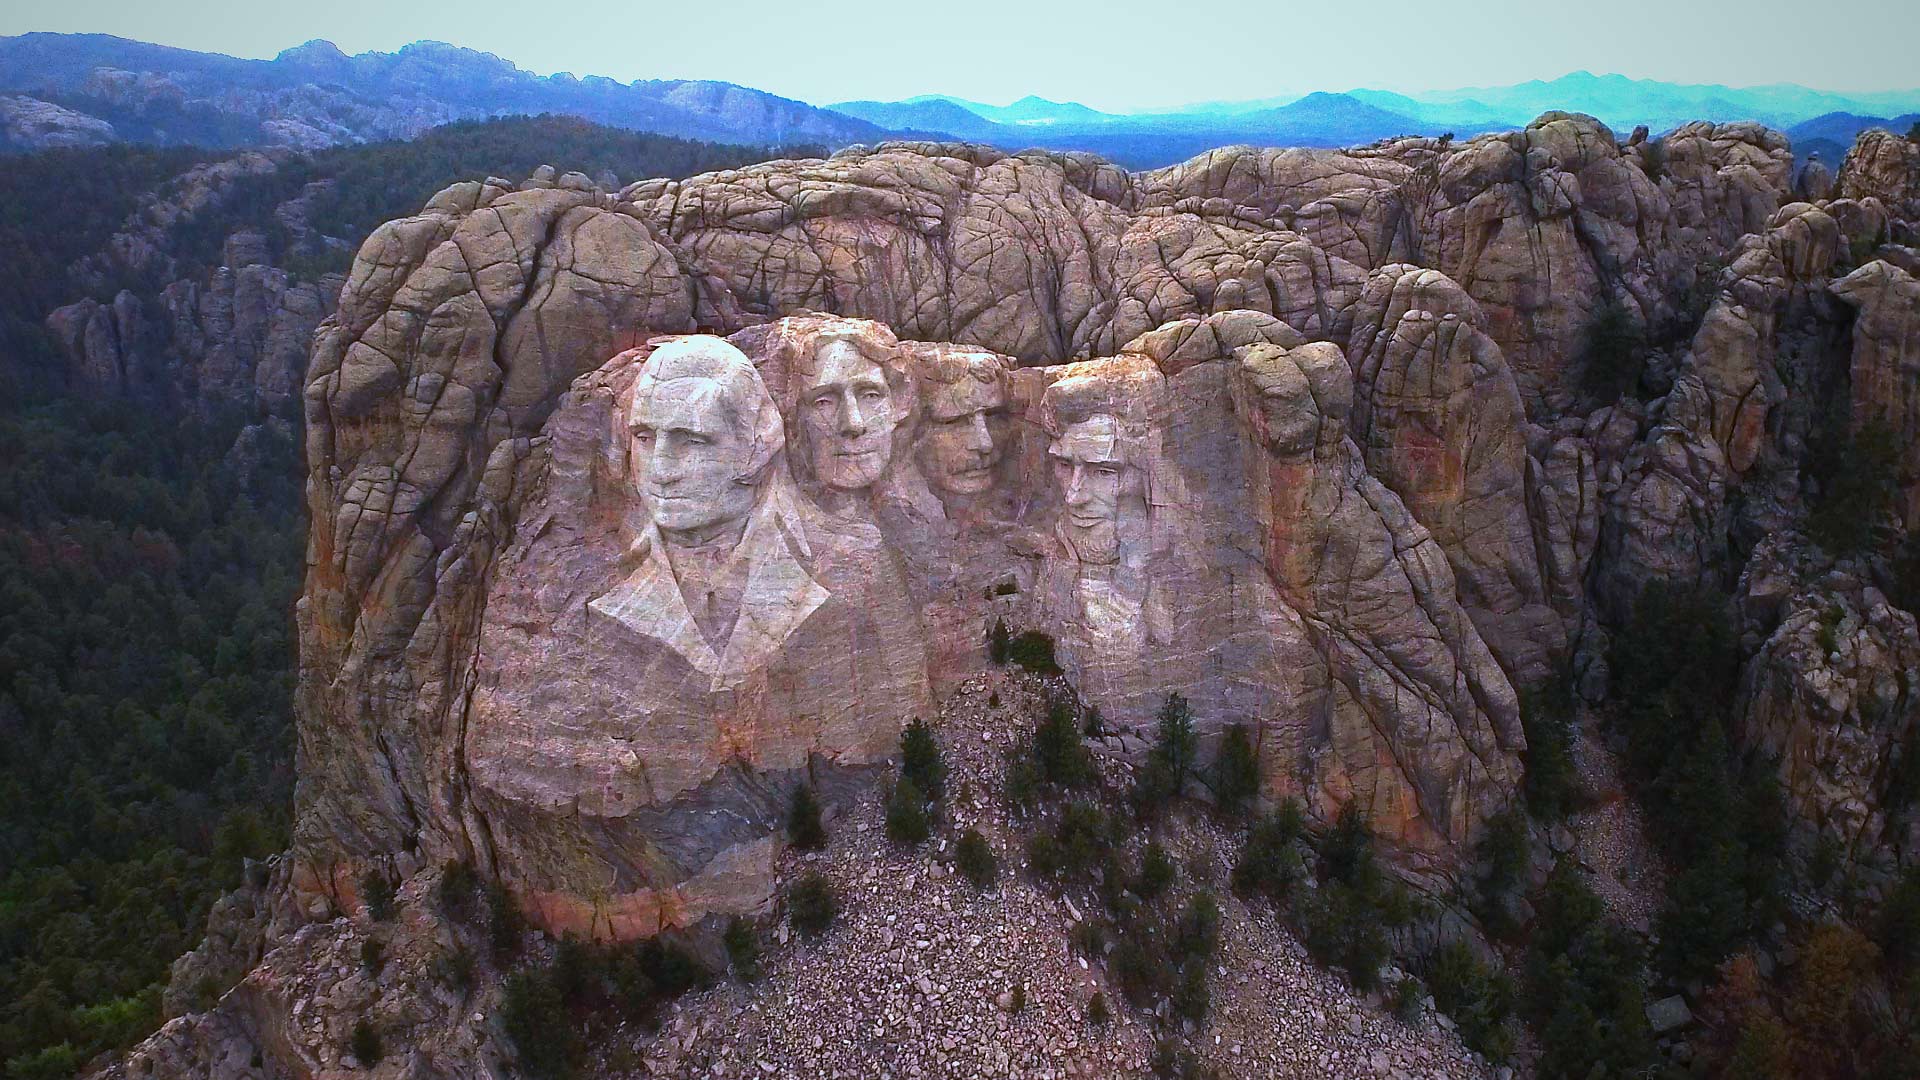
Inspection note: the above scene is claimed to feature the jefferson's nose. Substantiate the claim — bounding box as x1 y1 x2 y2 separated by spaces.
839 393 869 436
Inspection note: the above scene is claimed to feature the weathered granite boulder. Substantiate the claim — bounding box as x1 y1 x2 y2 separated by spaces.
1831 259 1920 528
1838 128 1920 224
1738 540 1920 880
1345 264 1563 682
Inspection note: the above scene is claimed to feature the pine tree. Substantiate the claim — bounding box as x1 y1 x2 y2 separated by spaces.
787 783 827 851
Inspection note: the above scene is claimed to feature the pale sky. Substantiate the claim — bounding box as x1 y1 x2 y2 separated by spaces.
4 0 1917 111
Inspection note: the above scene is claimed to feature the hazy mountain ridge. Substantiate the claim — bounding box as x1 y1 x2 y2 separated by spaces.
0 32 893 151
9 32 1920 168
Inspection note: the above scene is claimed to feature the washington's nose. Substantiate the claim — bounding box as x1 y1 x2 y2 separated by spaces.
650 450 686 484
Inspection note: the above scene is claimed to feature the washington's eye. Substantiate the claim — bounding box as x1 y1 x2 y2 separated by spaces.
1097 465 1121 476
861 389 884 402
632 429 655 443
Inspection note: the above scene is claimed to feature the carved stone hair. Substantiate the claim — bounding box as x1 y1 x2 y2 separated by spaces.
911 344 1009 392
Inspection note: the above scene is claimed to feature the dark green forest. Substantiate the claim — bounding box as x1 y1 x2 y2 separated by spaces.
0 117 807 1079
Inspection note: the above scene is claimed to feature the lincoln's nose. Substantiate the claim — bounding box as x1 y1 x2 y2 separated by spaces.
1065 465 1090 505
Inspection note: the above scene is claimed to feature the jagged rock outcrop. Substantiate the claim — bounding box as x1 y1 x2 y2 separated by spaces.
1832 258 1920 528
43 152 347 410
0 92 115 149
61 105 1920 1080
1593 198 1869 617
1345 264 1562 681
1837 128 1920 224
290 136 1551 943
1738 539 1920 883
48 264 339 407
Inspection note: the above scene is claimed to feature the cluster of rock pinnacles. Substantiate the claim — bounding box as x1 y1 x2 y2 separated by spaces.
307 117 1907 938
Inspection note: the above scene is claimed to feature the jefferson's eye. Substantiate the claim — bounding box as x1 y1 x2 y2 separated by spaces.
861 389 884 402
632 429 655 443
1096 465 1121 476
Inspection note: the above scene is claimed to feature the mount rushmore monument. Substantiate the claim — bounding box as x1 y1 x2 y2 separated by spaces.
271 114 1919 952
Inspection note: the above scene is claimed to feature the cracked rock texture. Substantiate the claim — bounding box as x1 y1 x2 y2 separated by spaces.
84 114 1920 1079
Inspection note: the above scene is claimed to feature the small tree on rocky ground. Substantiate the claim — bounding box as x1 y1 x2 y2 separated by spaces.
501 968 576 1080
787 782 827 851
360 869 395 921
1136 840 1176 900
954 827 997 888
724 916 761 981
1130 692 1196 819
1008 630 1061 674
1519 670 1578 821
349 1020 383 1066
988 617 1011 665
901 717 946 801
885 776 931 845
1211 723 1260 818
1026 693 1095 790
787 872 838 936
485 881 524 958
1419 939 1515 1062
1232 799 1306 901
1807 417 1899 555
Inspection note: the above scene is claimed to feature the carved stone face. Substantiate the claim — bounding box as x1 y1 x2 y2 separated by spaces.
1050 415 1143 564
800 339 901 490
917 375 1006 495
631 379 761 541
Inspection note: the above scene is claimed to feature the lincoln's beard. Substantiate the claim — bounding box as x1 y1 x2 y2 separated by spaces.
1064 519 1120 565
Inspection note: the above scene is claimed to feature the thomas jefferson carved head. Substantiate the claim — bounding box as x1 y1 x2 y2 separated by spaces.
912 347 1010 496
626 337 785 544
793 331 909 491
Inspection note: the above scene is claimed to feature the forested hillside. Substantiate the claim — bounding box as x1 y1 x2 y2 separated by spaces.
0 117 808 1079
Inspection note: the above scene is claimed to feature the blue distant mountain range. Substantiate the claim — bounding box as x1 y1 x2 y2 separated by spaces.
3 33 1916 168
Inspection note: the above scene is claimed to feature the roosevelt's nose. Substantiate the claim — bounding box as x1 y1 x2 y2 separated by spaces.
966 413 993 453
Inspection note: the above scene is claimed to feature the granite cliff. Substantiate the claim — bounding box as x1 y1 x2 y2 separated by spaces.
81 114 1920 1079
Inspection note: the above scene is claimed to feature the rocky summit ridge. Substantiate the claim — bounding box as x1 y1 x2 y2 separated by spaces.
81 113 1920 1079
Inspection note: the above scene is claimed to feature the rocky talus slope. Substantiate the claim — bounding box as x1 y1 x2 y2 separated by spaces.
80 114 1920 1079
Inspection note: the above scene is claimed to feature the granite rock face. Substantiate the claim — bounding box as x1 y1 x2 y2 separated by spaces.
1345 264 1561 682
1832 258 1920 528
292 141 1555 937
283 121 1911 940
80 112 1920 1080
1738 540 1920 881
1838 128 1920 224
